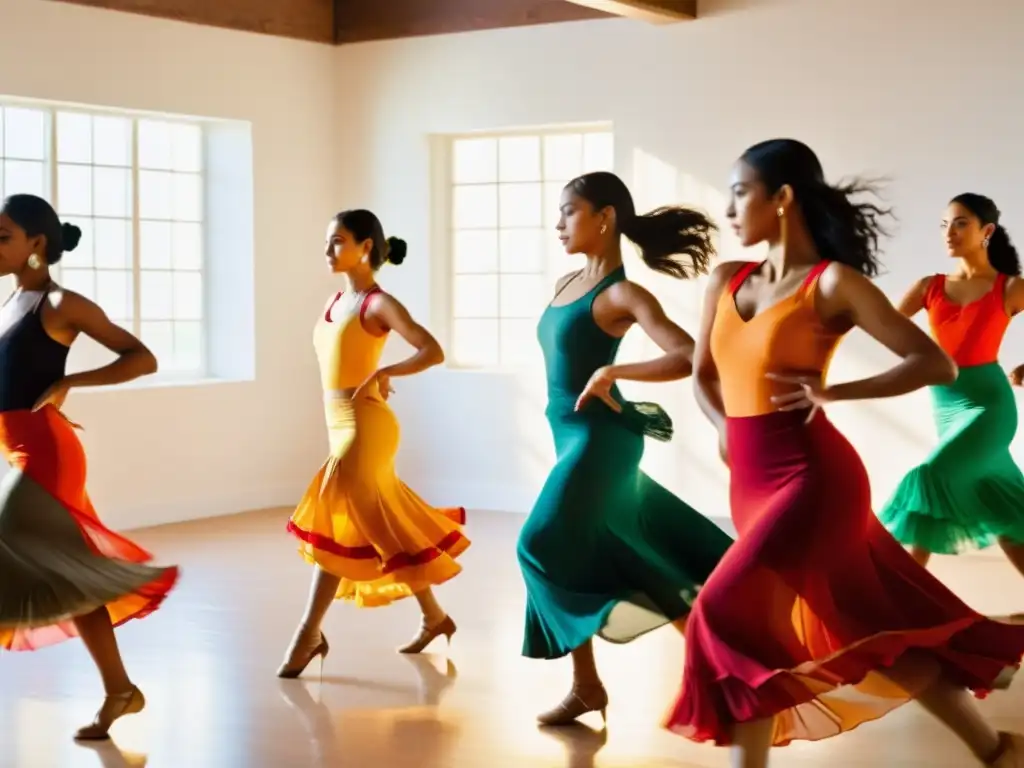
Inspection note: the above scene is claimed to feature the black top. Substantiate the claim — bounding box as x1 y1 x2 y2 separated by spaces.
0 292 70 412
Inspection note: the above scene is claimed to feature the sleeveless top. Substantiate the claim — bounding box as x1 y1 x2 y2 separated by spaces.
711 260 844 419
313 287 388 392
537 266 672 440
0 288 70 413
923 273 1009 367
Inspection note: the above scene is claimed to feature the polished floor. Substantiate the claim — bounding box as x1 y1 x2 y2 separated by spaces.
2 508 1023 768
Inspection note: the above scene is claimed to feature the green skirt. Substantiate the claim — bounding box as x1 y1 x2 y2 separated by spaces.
879 362 1024 553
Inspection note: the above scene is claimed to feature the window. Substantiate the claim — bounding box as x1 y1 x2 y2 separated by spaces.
445 128 614 369
0 103 206 376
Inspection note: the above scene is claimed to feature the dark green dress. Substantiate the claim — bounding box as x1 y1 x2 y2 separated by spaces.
517 267 733 659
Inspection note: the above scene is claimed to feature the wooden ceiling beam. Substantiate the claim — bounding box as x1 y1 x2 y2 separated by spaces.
563 0 696 24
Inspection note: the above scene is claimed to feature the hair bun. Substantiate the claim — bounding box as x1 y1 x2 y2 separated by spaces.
61 222 82 253
386 236 408 265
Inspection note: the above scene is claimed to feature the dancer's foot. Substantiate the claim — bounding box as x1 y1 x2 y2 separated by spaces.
74 686 145 741
536 684 608 727
398 615 456 654
988 732 1024 767
277 629 330 679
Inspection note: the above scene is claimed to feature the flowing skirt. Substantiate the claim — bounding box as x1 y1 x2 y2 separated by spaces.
664 409 1024 746
0 406 179 651
287 394 469 607
879 362 1024 552
518 406 733 660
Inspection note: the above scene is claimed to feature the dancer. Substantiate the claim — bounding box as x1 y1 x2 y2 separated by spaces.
518 171 734 726
0 194 179 740
664 140 1024 767
279 209 468 677
879 193 1024 574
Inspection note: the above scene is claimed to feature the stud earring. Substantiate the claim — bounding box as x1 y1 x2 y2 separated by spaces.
983 238 991 248
777 207 784 218
600 224 607 235
27 253 42 270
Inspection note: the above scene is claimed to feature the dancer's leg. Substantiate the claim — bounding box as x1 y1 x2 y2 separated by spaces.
73 608 144 739
279 566 338 677
997 537 1024 579
537 639 609 726
911 546 932 567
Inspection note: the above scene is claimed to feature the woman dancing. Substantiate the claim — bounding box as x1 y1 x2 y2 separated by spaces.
278 209 468 678
879 193 1024 574
664 140 1024 767
0 194 179 740
518 171 734 726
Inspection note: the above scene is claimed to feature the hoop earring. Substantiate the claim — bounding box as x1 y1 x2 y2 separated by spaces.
777 207 784 218
27 253 42 270
600 224 607 235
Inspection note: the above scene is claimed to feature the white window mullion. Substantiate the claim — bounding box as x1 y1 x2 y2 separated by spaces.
48 109 59 281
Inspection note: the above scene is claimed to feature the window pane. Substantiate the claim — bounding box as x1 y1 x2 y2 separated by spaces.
4 160 45 198
453 229 498 274
60 269 95 301
93 115 131 167
139 170 172 219
543 134 583 180
57 165 93 216
68 218 95 268
499 183 542 227
500 319 539 367
138 120 173 170
93 167 131 218
172 222 202 270
453 274 497 318
140 270 173 319
173 271 202 320
96 270 130 320
544 181 567 228
93 218 130 269
452 138 497 184
499 228 545 274
452 184 497 229
584 132 614 172
173 321 203 371
498 136 541 182
140 321 174 367
172 173 202 222
500 274 547 319
3 108 45 161
452 319 498 367
140 220 172 269
171 124 202 173
57 112 92 164
547 232 568 275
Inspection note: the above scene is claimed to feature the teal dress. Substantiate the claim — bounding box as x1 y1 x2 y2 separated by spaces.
517 267 734 659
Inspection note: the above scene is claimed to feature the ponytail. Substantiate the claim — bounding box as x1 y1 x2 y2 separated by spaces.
986 225 1021 277
620 206 717 279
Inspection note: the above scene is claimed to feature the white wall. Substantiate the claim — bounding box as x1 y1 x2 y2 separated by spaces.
0 0 340 529
333 0 1024 521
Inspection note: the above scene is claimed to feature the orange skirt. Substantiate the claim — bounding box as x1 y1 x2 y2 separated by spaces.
0 406 179 651
287 394 469 607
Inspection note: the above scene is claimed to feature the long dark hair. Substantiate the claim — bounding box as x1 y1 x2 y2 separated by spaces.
565 171 716 279
1 194 82 265
334 209 407 271
949 192 1021 277
740 139 891 277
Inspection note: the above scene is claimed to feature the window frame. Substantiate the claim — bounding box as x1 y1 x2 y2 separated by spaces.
433 123 614 372
0 96 209 382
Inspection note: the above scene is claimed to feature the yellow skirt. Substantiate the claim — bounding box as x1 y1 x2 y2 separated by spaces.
288 393 469 607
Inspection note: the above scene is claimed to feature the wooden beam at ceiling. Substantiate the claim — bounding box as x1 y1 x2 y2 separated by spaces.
333 0 612 44
563 0 695 23
49 0 336 43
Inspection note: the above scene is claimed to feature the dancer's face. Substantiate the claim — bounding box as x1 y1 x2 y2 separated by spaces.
726 160 784 248
0 213 42 276
324 219 371 273
942 202 992 259
556 188 610 256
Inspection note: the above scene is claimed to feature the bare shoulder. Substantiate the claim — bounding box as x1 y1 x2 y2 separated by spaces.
47 286 100 317
816 261 869 294
706 260 750 295
554 270 582 294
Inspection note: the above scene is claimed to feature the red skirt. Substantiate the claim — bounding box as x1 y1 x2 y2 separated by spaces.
664 409 1024 746
0 406 178 651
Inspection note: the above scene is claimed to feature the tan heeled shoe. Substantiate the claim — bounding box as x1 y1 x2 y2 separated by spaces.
398 615 456 654
536 685 609 727
989 732 1024 767
277 632 330 679
74 685 146 741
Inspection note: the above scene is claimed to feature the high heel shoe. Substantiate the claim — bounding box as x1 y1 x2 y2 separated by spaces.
277 632 330 679
536 685 608 727
74 685 146 741
989 732 1024 767
398 615 457 654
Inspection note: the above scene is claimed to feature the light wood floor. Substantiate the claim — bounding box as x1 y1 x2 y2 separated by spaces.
2 508 1022 768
